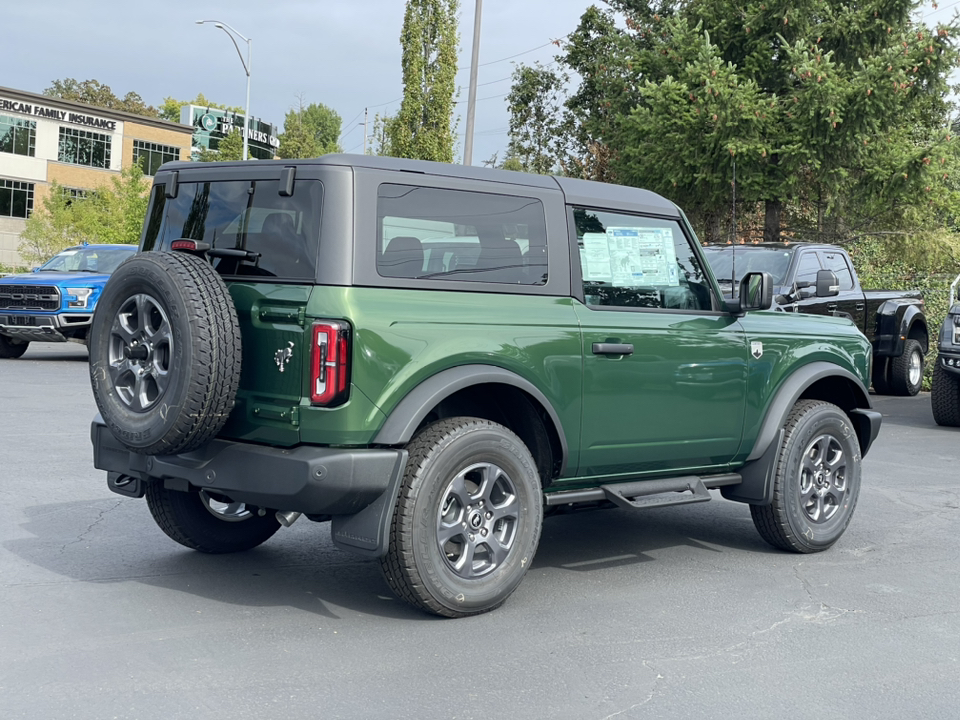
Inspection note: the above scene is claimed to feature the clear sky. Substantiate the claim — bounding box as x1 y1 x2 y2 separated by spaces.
7 0 594 166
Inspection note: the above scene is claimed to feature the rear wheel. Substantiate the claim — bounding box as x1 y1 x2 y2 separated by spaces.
751 400 862 553
931 361 960 427
0 334 28 359
889 339 924 396
380 418 543 618
145 482 281 553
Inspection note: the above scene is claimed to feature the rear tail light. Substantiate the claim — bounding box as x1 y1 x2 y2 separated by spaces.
311 321 350 406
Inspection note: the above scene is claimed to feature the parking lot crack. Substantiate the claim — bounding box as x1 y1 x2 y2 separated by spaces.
58 500 123 555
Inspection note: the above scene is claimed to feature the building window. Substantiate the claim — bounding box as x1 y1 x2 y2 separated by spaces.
0 115 36 157
133 140 180 176
0 179 34 218
61 187 88 205
58 127 112 168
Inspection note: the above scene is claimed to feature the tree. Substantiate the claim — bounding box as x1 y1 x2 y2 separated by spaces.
562 0 960 243
158 94 245 122
212 129 245 162
19 166 150 264
277 98 342 159
506 63 568 174
387 0 460 162
44 78 158 117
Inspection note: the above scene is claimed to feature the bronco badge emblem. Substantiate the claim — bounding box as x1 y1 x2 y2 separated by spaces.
751 341 763 360
274 341 294 372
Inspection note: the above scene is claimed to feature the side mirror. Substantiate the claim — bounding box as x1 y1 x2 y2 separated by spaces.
816 269 839 297
727 271 774 315
31 267 40 273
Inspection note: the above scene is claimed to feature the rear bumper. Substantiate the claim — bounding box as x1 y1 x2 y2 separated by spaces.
91 417 407 557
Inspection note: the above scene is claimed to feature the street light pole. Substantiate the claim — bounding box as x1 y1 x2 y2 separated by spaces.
196 20 252 161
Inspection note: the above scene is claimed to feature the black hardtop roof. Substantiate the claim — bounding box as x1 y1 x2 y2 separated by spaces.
158 153 679 217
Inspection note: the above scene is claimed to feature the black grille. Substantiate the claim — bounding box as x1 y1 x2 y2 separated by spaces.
0 285 61 311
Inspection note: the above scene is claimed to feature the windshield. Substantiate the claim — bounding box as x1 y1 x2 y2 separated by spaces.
702 246 793 285
38 245 137 274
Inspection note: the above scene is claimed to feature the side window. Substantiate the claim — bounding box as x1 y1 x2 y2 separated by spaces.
821 252 854 291
573 207 713 311
376 184 548 285
794 252 822 286
145 179 322 280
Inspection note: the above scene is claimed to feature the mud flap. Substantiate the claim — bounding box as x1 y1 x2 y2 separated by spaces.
330 450 408 558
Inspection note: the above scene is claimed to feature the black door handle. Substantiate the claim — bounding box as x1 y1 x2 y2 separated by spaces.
592 343 634 356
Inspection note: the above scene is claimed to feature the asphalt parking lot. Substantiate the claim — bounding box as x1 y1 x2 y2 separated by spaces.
1 343 958 720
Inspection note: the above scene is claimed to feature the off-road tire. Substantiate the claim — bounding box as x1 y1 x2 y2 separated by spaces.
871 356 891 395
931 361 960 427
89 251 241 455
751 400 862 553
889 339 924 397
145 482 280 553
380 417 543 618
0 334 28 359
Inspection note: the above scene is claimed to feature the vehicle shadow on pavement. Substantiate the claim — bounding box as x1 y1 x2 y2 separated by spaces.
534 499 772 572
868 393 940 431
5 498 431 622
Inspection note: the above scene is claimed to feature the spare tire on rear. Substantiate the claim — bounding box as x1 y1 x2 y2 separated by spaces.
89 251 241 456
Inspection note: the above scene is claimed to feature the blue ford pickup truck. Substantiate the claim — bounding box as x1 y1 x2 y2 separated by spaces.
0 244 136 358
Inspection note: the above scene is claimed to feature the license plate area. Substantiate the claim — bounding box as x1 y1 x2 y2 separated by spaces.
10 316 36 326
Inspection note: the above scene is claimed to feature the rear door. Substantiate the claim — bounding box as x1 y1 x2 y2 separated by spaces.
142 169 323 446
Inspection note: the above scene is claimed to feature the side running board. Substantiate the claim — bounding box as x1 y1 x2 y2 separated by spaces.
544 474 741 510
602 477 711 510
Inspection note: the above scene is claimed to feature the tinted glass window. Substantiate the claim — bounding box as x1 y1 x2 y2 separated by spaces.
574 208 713 311
144 179 322 280
702 246 793 286
376 184 548 285
38 245 136 273
821 252 854 291
795 252 822 285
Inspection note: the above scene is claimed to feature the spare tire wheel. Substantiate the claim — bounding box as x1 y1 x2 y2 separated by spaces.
89 251 241 455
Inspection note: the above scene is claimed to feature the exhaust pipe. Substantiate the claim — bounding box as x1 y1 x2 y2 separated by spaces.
276 510 302 527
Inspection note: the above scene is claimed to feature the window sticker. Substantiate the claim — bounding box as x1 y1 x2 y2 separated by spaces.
583 227 680 288
582 232 613 282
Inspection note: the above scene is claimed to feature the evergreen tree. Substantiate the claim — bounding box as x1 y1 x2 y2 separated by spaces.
388 0 459 162
563 0 960 243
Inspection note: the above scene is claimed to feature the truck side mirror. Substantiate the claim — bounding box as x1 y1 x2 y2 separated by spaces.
727 271 774 314
816 269 839 298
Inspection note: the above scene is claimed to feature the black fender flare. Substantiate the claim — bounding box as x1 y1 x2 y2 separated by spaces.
722 362 880 505
874 300 928 357
372 364 569 475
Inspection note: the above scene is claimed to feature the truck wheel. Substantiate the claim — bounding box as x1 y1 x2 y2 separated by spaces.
0 334 28 359
931 362 960 426
145 482 281 553
889 339 924 396
750 400 861 553
89 252 241 455
380 418 543 617
870 356 891 394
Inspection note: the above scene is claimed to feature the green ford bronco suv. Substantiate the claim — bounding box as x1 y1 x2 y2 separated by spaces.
89 155 881 617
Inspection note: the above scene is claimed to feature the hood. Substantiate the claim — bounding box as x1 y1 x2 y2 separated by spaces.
0 271 110 285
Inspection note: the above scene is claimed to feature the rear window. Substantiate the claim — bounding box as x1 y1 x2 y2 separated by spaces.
376 184 548 285
142 179 322 280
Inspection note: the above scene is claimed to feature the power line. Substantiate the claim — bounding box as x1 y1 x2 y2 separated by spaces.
457 36 568 71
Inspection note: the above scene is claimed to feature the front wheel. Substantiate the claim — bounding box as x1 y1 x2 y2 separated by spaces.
889 339 924 396
145 483 281 553
751 400 862 553
380 418 543 618
0 334 28 359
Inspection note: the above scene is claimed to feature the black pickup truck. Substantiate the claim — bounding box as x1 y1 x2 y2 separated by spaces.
704 243 928 396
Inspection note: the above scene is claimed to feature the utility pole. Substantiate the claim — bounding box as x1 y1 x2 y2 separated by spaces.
463 0 483 166
363 107 368 155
